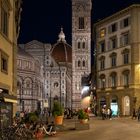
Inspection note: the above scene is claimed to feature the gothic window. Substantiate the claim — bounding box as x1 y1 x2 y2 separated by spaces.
82 60 85 67
82 42 85 49
78 60 81 67
78 42 81 49
79 17 85 29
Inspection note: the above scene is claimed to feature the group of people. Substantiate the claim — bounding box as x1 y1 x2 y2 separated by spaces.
132 107 140 121
101 106 112 120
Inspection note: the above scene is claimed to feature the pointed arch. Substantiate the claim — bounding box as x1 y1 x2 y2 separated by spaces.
78 60 81 67
82 60 86 67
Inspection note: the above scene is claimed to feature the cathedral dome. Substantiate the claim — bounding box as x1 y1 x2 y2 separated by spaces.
51 28 72 63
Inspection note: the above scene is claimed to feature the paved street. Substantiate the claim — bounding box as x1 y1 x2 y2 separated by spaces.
44 117 140 140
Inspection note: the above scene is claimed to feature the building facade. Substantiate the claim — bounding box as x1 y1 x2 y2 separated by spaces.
18 29 72 112
0 0 22 127
18 0 93 111
17 46 44 112
72 0 92 109
94 4 140 116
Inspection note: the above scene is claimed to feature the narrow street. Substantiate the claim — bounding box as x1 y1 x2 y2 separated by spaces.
44 117 140 140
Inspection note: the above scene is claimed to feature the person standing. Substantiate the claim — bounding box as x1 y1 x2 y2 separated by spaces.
107 108 112 120
101 107 106 120
132 108 137 120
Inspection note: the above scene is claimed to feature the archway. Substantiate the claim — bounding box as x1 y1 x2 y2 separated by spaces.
110 96 118 116
123 96 130 115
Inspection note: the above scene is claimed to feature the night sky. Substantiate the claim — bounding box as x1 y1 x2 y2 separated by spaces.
18 0 140 45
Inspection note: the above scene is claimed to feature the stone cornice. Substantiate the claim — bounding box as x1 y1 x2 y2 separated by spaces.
94 4 140 28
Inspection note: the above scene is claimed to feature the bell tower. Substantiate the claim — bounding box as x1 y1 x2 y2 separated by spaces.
72 0 92 109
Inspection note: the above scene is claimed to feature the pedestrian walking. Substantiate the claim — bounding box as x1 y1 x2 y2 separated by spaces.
107 108 112 120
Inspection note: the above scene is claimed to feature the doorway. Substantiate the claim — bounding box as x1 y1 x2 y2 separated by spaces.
111 98 118 116
123 96 130 115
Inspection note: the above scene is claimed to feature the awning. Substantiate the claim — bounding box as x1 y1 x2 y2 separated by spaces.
0 93 17 103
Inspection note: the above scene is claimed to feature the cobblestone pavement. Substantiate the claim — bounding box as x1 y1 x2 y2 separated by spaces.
43 117 140 140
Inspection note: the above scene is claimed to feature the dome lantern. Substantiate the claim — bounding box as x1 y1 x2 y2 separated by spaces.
58 27 66 43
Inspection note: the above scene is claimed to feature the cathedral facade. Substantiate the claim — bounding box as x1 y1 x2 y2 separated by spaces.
17 0 92 111
17 29 72 112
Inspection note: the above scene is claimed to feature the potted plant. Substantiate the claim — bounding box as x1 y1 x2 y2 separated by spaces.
77 109 89 123
52 101 64 125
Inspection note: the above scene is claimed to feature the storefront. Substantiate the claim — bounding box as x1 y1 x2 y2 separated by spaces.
0 93 17 128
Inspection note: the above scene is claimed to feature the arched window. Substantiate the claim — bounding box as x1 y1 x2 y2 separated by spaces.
110 52 117 67
78 42 81 49
99 56 105 70
82 42 85 49
82 60 85 67
79 17 85 29
122 49 129 64
123 96 130 115
122 70 130 87
110 72 117 88
78 60 81 67
99 74 106 89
